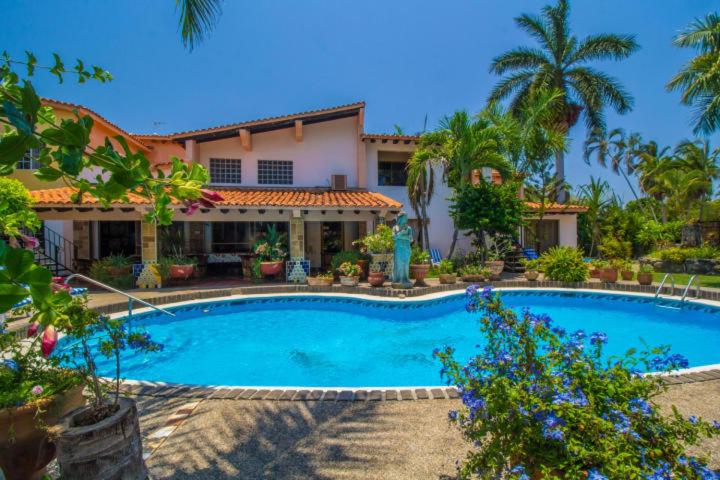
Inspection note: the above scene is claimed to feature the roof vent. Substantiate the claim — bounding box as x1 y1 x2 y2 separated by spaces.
331 174 347 191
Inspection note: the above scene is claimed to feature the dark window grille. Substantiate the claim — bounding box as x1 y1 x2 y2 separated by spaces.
258 160 293 185
210 158 242 184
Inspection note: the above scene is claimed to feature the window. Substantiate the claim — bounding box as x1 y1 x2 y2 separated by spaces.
258 160 293 185
211 221 288 253
377 151 410 186
209 158 242 184
18 148 41 170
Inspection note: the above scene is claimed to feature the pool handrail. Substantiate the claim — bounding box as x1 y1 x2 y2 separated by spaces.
64 273 175 318
680 275 701 302
655 273 676 299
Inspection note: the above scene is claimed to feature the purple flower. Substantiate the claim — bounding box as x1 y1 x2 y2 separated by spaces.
448 410 458 421
551 326 566 337
31 385 43 395
587 469 608 480
628 398 652 417
510 465 529 480
465 284 478 296
590 332 608 345
689 415 698 425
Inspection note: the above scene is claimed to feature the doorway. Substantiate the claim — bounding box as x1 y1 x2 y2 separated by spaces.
523 220 559 253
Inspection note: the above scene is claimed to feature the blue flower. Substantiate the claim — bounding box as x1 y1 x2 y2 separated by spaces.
539 411 566 441
448 410 458 421
713 420 720 431
628 398 652 417
551 326 566 337
465 284 478 297
572 330 586 341
587 468 608 480
510 465 530 480
480 286 493 300
649 353 689 371
590 332 608 345
461 389 485 420
605 409 631 434
645 462 672 480
689 415 698 425
552 388 588 407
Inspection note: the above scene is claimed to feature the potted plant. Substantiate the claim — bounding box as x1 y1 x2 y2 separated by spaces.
484 250 505 280
367 262 386 287
162 255 196 280
355 225 394 277
600 259 619 283
337 262 361 287
252 224 287 277
437 259 457 284
409 245 431 286
637 264 654 286
522 258 541 281
0 328 84 480
588 261 601 278
620 260 634 281
103 254 132 276
307 271 334 286
460 265 490 283
51 296 164 480
330 250 364 279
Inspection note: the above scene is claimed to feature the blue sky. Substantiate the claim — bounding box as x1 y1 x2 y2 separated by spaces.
2 0 719 199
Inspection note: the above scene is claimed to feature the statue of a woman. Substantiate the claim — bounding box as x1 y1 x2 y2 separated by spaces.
392 212 413 288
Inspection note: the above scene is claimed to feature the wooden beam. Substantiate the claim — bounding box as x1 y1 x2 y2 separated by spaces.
294 120 303 142
239 128 252 151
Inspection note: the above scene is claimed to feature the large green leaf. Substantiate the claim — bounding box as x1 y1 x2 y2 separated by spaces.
0 283 30 312
2 100 32 135
2 246 34 279
0 132 32 167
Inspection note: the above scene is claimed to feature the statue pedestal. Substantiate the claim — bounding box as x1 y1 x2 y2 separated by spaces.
391 282 413 290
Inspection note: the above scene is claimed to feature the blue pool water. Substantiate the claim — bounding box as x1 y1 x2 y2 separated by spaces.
64 290 720 387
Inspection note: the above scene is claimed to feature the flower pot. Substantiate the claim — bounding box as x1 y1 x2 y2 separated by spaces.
307 276 333 286
54 397 147 480
620 269 634 281
601 267 618 283
438 273 457 284
485 260 505 280
107 266 131 276
637 272 653 286
462 274 486 283
0 385 84 480
590 268 601 279
410 263 430 286
524 270 539 281
260 261 283 277
170 264 194 280
339 275 359 287
368 271 386 287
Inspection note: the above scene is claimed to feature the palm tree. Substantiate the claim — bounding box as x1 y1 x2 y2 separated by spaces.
667 13 720 135
406 150 435 249
635 141 675 222
489 0 638 199
577 177 614 256
415 110 513 256
674 139 720 221
176 0 222 50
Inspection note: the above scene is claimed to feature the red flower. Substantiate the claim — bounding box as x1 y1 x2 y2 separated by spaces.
27 322 39 337
183 200 200 216
41 325 58 357
201 189 224 202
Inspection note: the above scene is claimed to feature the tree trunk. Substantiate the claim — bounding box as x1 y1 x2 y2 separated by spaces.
448 228 459 258
554 150 566 203
420 199 430 250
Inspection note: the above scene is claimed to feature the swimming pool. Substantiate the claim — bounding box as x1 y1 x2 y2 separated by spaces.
66 290 720 388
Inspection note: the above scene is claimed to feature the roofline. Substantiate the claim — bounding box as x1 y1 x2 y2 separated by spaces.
133 101 366 143
361 133 421 143
41 98 151 152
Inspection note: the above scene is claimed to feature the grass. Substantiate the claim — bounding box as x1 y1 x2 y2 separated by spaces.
651 272 720 289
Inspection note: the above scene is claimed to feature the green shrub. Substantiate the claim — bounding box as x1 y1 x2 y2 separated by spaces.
598 236 632 260
639 264 655 273
651 246 720 263
0 177 41 237
635 220 682 251
521 258 541 272
410 245 430 264
89 259 135 289
539 247 588 282
438 259 455 275
460 264 491 277
103 254 132 268
354 224 394 254
330 250 362 271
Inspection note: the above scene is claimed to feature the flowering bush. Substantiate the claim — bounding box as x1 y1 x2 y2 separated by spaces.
434 286 720 479
337 262 361 277
252 224 287 262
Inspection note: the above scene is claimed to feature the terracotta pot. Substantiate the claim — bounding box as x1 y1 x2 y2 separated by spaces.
170 264 194 280
339 275 359 287
461 274 486 283
620 270 634 281
438 273 457 284
260 261 283 276
637 272 653 286
410 264 430 286
485 260 504 280
590 268 601 279
307 276 333 286
524 270 539 281
107 266 131 276
55 397 147 480
0 385 84 480
356 259 368 280
601 267 618 283
368 271 386 287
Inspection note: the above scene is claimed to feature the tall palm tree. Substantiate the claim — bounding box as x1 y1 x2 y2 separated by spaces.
667 13 720 135
674 139 720 221
489 0 638 199
635 141 675 222
406 150 435 249
176 0 222 50
577 177 614 256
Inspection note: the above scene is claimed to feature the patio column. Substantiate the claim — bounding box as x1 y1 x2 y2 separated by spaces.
289 212 305 258
140 220 158 262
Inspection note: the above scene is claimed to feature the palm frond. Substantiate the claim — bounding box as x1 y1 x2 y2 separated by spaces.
489 48 551 75
569 34 639 64
488 71 535 103
176 0 222 51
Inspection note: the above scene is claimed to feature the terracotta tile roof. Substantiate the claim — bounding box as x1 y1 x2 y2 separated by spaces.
41 98 151 151
29 187 402 210
133 101 366 139
525 202 588 213
361 133 421 142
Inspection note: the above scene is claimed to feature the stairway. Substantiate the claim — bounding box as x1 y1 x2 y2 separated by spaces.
503 249 526 273
28 225 76 277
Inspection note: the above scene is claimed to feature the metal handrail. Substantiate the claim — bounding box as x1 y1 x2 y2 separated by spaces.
64 273 175 317
681 275 701 302
655 273 676 299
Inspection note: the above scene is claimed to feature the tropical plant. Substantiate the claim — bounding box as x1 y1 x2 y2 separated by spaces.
489 0 638 196
539 246 588 282
406 149 435 249
521 258 541 272
88 258 135 290
667 12 720 135
639 263 655 274
355 224 394 254
315 271 334 280
435 286 719 479
674 139 720 221
460 264 491 278
598 236 632 260
437 259 455 275
337 262 361 277
635 220 682 251
577 177 614 256
524 156 568 252
252 224 287 262
330 250 363 272
103 254 133 268
176 0 223 50
410 245 430 265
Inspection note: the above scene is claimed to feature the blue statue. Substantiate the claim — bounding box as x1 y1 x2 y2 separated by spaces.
392 212 413 288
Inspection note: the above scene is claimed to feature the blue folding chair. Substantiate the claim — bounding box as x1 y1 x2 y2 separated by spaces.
429 248 443 266
522 248 539 260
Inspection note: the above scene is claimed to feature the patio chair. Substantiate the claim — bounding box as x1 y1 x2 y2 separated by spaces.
522 248 539 260
429 248 443 266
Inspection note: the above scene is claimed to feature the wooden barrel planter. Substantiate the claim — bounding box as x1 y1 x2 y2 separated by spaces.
54 397 147 480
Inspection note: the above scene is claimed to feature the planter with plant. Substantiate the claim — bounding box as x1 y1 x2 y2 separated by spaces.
538 247 588 283
600 259 625 283
168 255 196 280
620 260 634 281
103 254 133 276
354 225 394 277
0 325 83 480
637 264 654 286
437 259 457 284
252 224 287 277
484 250 506 280
307 271 334 287
88 258 136 290
51 297 163 479
367 262 386 287
330 250 366 279
409 245 431 286
337 262 361 287
435 286 719 479
588 261 601 278
460 265 491 283
522 258 541 281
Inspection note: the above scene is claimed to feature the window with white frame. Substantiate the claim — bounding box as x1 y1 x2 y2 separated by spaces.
18 148 42 170
257 160 293 185
209 158 242 184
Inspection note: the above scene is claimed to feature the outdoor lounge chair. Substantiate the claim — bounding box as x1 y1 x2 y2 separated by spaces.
430 248 443 266
522 248 539 260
